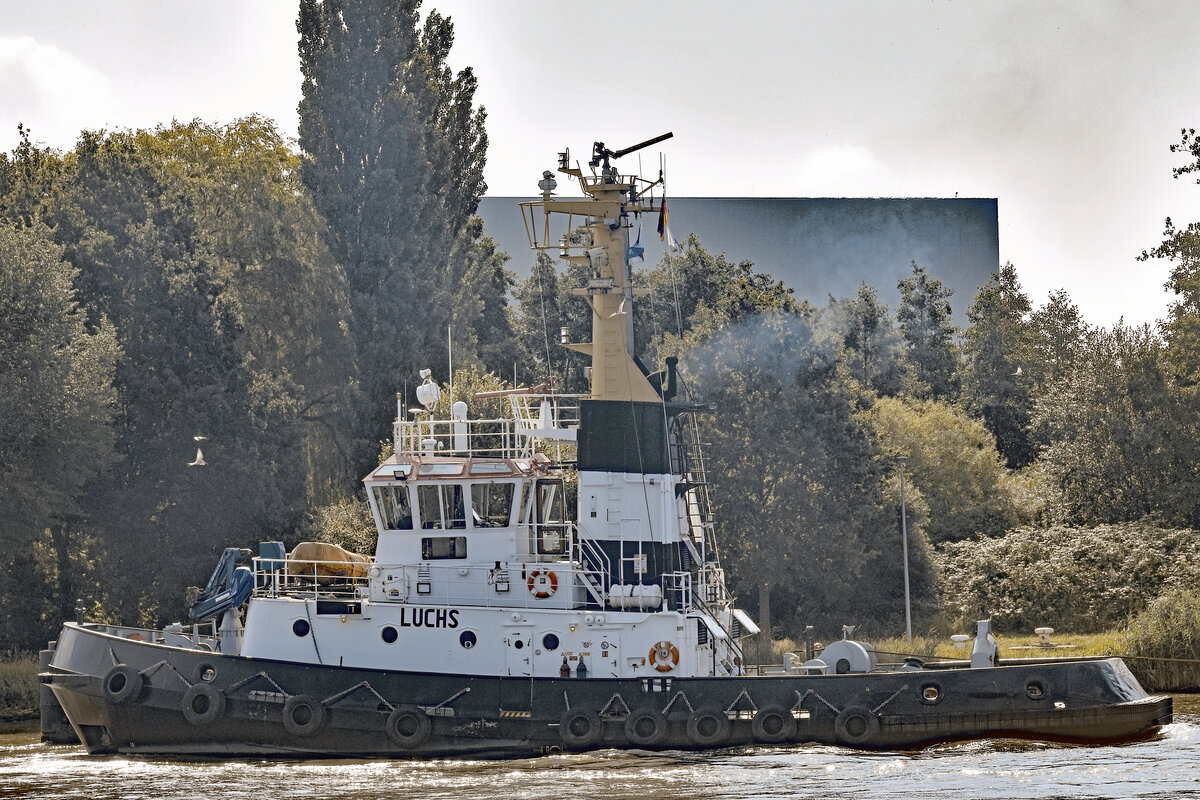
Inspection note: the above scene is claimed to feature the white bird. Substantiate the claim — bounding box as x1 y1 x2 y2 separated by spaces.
194 434 207 442
1012 366 1023 376
607 296 627 318
188 448 207 467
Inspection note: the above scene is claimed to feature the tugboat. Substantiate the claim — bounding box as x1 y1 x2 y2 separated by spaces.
44 135 1171 757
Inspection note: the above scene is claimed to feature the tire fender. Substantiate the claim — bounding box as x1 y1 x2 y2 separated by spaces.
834 705 880 746
386 705 432 748
282 694 326 737
182 683 225 726
559 708 603 747
751 704 797 743
103 664 144 705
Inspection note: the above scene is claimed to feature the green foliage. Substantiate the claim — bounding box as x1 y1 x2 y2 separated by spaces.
511 251 591 391
298 0 487 474
825 283 911 397
1123 588 1200 691
305 496 377 556
961 263 1036 468
1031 324 1200 526
686 310 939 636
863 396 1034 543
0 222 119 649
897 261 959 400
938 522 1200 633
634 233 798 364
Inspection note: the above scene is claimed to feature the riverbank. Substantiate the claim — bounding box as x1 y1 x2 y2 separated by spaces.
0 655 37 731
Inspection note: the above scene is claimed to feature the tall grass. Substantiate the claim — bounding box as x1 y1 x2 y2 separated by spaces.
0 653 39 722
1122 589 1200 692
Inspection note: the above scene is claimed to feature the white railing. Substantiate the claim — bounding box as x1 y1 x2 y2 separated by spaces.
391 394 585 458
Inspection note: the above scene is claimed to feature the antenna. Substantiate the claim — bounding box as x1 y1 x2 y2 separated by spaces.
590 132 674 170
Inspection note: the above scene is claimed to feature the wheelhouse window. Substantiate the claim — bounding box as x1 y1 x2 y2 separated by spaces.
373 485 413 530
471 482 514 528
418 484 465 529
534 478 567 555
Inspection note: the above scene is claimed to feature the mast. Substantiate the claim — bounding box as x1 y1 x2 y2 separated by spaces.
521 134 673 402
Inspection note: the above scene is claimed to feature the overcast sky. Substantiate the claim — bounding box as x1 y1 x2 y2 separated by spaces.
3 0 1199 328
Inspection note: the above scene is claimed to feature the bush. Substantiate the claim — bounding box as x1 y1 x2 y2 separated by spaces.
1123 589 1200 692
937 522 1200 633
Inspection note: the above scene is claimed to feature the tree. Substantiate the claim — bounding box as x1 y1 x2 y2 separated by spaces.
960 263 1037 468
635 233 798 365
0 126 318 624
444 216 523 381
825 283 911 397
298 0 487 473
686 311 938 636
1025 289 1089 399
862 396 1033 543
0 223 119 649
1031 324 1200 526
896 261 959 400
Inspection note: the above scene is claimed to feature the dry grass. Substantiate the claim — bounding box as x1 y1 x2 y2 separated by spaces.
0 654 40 722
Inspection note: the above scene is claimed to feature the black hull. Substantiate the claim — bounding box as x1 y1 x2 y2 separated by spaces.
44 624 1172 758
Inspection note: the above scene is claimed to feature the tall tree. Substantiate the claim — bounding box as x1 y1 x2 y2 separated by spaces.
960 263 1037 468
0 222 119 649
897 261 959 400
826 283 910 397
298 0 487 471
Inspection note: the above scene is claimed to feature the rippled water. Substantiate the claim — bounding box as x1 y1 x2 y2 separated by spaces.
3 696 1198 800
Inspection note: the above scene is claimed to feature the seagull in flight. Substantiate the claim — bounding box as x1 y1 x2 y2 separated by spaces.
608 296 627 318
188 448 207 467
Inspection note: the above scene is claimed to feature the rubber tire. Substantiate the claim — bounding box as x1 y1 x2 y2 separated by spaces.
624 709 668 747
386 705 432 748
103 664 144 705
834 706 880 746
559 708 603 747
751 704 797 743
686 706 732 747
182 683 225 726
282 694 326 737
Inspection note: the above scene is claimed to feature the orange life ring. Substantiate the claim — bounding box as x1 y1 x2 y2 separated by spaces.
649 640 680 672
528 569 558 598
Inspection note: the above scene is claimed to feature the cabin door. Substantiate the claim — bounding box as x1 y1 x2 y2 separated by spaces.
504 627 533 677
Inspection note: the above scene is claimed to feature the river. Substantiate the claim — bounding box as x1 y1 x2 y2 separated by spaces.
2 695 1198 800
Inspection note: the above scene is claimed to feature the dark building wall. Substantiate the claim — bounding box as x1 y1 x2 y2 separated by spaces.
478 197 999 325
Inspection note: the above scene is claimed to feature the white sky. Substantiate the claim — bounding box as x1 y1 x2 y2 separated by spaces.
3 0 1199 328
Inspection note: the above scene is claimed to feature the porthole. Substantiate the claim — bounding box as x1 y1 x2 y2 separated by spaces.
514 639 525 650
381 626 398 644
292 619 311 637
1026 679 1048 700
459 630 477 649
920 683 942 704
542 633 560 651
194 663 217 683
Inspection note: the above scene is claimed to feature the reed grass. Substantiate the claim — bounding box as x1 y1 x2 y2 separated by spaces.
1121 589 1200 692
0 653 39 722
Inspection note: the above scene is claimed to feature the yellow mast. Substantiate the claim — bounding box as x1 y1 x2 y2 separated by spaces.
520 134 673 403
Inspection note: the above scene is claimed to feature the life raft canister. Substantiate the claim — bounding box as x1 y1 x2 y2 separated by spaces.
648 640 679 672
528 569 558 598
